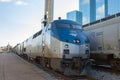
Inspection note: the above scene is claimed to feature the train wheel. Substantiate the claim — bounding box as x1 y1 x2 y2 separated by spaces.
35 57 41 64
44 58 51 68
110 59 116 69
41 57 46 67
64 65 71 76
115 60 120 71
110 59 120 71
23 54 29 61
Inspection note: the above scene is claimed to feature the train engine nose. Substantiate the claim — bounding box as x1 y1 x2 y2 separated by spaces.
60 30 90 75
60 30 90 60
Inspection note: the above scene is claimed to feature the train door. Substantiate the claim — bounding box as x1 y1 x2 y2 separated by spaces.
42 25 49 56
118 23 120 58
21 42 24 54
42 29 46 57
88 31 96 51
96 32 104 53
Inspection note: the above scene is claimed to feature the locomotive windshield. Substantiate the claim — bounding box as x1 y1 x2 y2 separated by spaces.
71 24 82 29
55 23 70 28
55 22 82 29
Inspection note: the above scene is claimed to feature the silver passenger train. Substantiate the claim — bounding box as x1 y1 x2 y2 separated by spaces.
13 19 90 74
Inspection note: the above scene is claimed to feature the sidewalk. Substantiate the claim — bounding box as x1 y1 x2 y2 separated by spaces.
0 52 56 80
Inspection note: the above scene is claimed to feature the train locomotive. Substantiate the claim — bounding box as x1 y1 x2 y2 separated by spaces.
13 19 90 75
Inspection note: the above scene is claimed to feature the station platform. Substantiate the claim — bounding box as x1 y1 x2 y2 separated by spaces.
0 52 57 80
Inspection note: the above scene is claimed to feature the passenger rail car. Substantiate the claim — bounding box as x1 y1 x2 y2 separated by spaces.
13 20 90 75
12 44 21 55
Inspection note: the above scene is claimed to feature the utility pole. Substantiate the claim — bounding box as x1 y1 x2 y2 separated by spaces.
43 0 54 26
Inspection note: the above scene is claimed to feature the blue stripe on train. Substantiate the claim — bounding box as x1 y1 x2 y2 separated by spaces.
51 28 89 45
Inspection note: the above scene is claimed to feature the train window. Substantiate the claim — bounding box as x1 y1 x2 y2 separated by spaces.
63 49 69 54
48 24 51 30
71 24 82 29
96 32 103 36
33 33 38 39
55 23 70 28
98 46 102 50
37 30 42 35
26 39 28 42
23 48 26 52
33 30 42 39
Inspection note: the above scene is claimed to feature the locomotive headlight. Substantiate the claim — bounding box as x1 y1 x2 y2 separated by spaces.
76 40 80 43
73 39 80 43
65 44 69 48
73 40 76 43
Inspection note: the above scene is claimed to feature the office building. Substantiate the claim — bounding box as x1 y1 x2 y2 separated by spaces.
67 10 82 25
104 0 108 17
78 0 120 24
79 0 96 24
90 0 96 22
107 0 120 16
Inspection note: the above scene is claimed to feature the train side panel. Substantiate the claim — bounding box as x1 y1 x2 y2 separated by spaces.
23 32 42 58
13 44 21 55
84 15 120 58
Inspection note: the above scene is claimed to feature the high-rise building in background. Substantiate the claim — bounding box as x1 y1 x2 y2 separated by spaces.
104 0 108 17
79 0 96 24
94 0 120 19
96 0 105 20
66 0 120 25
107 0 120 16
90 0 96 22
67 10 82 25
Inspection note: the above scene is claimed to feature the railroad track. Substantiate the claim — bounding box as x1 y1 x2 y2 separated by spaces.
20 55 96 80
34 63 96 80
92 65 120 75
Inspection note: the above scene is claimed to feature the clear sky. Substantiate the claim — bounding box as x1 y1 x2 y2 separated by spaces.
0 0 78 47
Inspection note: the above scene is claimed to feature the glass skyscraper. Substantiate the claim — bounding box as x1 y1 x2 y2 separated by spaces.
67 10 82 25
79 0 120 24
104 0 108 17
107 0 120 16
101 0 120 17
79 0 96 24
95 0 120 19
96 0 108 18
90 0 96 22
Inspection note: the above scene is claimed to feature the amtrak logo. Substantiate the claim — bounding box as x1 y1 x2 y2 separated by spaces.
70 30 77 37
